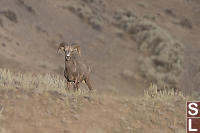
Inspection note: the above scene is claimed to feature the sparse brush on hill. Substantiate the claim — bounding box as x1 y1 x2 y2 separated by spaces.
0 69 97 107
0 69 92 98
0 69 188 133
0 68 186 100
0 10 18 23
144 84 185 100
17 0 36 14
66 0 105 31
0 69 65 91
114 10 184 90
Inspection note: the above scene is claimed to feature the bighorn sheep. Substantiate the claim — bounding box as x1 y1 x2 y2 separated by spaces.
57 42 93 92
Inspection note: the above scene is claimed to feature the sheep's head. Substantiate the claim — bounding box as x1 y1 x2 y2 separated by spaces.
57 42 81 61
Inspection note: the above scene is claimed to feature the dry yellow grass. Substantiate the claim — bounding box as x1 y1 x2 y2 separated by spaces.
0 69 189 133
144 83 185 99
0 69 96 104
0 69 65 91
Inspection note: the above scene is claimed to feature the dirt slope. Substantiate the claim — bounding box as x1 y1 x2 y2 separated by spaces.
0 88 186 133
0 0 200 94
0 69 186 133
0 0 199 132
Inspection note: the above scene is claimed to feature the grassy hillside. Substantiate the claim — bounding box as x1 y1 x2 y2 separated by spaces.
0 0 200 94
0 0 199 132
0 69 187 133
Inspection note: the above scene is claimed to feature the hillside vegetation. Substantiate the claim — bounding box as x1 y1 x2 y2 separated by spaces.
0 69 187 133
0 0 199 132
0 0 200 94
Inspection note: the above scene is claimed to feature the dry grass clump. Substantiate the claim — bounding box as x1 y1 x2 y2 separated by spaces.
114 10 184 90
140 84 185 133
66 0 105 31
0 69 64 92
110 84 186 133
0 68 186 102
0 69 96 107
144 84 185 100
0 69 92 97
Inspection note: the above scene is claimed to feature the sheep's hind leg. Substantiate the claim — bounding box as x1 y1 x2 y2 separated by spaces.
85 77 93 91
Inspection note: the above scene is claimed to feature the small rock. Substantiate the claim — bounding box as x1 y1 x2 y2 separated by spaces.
72 114 80 120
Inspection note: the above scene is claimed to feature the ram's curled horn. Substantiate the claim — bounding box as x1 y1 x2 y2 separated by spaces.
57 42 65 53
72 43 81 56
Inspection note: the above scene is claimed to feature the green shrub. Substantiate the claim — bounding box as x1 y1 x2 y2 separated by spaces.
114 10 184 90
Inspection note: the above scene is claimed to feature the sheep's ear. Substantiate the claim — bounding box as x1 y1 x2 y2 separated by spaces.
72 43 81 56
57 43 65 53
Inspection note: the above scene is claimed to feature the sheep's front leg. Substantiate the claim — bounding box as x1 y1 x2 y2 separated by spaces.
65 81 70 93
74 78 79 92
